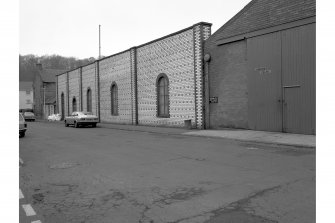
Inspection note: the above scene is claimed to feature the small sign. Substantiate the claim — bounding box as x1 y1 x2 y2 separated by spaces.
255 67 271 75
209 97 218 103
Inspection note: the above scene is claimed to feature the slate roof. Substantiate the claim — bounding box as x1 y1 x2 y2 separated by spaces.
19 81 33 91
213 0 316 41
39 68 67 82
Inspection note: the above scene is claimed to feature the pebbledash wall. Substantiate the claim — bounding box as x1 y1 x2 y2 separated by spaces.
56 22 212 129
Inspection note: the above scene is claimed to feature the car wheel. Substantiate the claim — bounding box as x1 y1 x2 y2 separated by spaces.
74 122 79 128
20 132 25 137
65 121 68 127
92 123 97 128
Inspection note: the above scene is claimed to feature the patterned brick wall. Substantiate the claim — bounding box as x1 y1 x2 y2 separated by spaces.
193 24 211 129
82 63 97 115
203 25 211 41
68 69 81 114
193 25 203 129
130 48 137 125
57 22 211 128
99 51 133 124
57 73 68 117
137 29 196 127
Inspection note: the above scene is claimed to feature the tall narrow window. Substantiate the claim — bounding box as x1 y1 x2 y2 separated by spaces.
61 93 65 120
111 83 118 115
72 97 77 112
156 74 169 117
87 88 92 112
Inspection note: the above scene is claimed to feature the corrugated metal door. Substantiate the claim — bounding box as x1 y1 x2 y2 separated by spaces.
281 23 316 134
247 32 282 132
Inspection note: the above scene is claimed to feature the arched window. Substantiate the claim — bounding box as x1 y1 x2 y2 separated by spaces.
156 74 169 117
72 97 77 112
87 88 92 112
111 83 118 115
61 92 65 120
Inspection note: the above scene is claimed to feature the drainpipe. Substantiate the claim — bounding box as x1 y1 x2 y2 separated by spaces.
204 53 211 129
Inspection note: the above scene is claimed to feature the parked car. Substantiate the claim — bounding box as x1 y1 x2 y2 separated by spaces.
64 111 99 128
48 113 62 121
23 112 35 121
19 113 27 137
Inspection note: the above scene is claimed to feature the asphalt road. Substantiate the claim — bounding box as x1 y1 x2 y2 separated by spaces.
19 122 315 223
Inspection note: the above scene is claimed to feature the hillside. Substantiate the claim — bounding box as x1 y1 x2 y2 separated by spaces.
19 54 95 82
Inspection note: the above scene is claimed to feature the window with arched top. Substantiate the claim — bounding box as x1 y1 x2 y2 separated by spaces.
61 92 65 120
111 82 118 115
87 88 92 112
156 74 169 117
72 97 77 112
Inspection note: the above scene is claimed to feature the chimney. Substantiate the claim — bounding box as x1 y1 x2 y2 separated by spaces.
36 59 42 70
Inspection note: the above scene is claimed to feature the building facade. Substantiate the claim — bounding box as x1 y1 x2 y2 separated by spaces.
19 82 34 110
204 0 316 134
33 64 66 119
57 22 211 128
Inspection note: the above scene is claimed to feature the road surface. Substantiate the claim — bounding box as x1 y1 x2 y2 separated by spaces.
19 122 315 223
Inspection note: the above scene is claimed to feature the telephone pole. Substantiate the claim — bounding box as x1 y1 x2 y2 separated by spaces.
99 25 101 59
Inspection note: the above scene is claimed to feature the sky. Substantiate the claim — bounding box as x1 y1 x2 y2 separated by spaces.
20 0 251 59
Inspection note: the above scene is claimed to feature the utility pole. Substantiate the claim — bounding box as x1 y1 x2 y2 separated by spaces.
99 24 101 59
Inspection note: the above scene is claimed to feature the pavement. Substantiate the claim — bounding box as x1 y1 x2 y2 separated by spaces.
183 129 315 149
39 119 316 149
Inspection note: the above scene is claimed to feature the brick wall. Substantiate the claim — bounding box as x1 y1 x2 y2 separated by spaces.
205 40 248 129
68 69 81 114
99 51 133 124
130 48 137 125
57 73 68 117
82 63 97 115
136 29 196 127
57 22 212 128
193 24 211 128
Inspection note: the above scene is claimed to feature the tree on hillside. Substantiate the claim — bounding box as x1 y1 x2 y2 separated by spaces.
19 54 39 81
19 54 95 82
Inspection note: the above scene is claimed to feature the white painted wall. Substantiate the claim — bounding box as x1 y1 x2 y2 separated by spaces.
19 90 34 109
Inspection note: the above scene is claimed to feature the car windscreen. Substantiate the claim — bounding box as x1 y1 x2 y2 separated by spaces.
19 114 24 121
24 112 34 115
82 112 93 115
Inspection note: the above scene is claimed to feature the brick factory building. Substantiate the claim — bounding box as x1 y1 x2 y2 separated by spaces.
204 0 315 134
57 22 211 129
